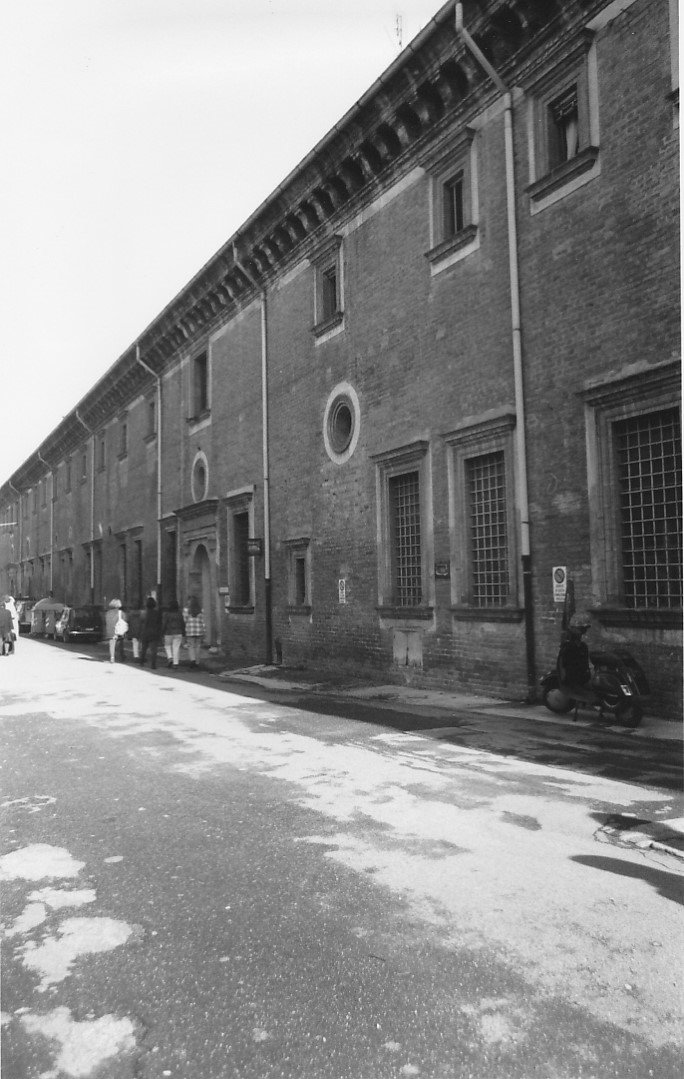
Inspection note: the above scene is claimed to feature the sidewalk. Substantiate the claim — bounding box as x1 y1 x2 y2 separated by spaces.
217 662 683 743
216 663 684 861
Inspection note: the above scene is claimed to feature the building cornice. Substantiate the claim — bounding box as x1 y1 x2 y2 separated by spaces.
3 0 614 496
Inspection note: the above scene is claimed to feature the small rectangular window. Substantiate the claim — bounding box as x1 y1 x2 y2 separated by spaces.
443 170 465 237
192 353 209 417
120 420 128 457
147 399 156 437
294 557 307 606
285 538 311 609
232 511 250 607
311 235 344 337
548 85 579 170
99 438 106 471
82 453 87 481
321 266 338 321
65 460 72 494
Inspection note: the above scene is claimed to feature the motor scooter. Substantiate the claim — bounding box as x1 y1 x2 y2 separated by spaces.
540 647 649 728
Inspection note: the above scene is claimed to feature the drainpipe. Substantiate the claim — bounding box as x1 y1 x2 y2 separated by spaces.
76 410 96 604
8 480 21 595
136 345 163 602
36 452 54 595
454 2 535 699
232 246 273 665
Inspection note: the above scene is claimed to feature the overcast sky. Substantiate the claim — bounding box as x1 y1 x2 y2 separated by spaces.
2 0 447 481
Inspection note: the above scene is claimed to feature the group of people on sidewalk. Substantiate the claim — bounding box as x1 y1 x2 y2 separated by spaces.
0 595 19 656
104 595 206 671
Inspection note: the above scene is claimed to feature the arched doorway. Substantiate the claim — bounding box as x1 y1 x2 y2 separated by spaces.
189 544 212 644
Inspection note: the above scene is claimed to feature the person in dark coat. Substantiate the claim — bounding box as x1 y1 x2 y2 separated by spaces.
0 601 14 656
140 596 162 670
127 607 143 661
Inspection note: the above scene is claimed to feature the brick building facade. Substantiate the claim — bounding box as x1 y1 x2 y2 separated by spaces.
1 0 681 714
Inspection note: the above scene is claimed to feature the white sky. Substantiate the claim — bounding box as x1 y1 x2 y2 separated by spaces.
1 0 445 482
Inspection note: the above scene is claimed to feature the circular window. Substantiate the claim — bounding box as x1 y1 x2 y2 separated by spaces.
323 382 360 464
329 395 354 453
191 452 209 502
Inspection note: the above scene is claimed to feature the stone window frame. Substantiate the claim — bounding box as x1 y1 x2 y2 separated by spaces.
310 235 344 342
444 410 522 622
371 440 434 621
421 126 479 275
525 32 600 214
581 361 681 627
323 381 361 465
225 486 255 614
284 537 312 614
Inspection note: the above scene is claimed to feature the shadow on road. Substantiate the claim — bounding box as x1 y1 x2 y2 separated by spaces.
570 854 684 905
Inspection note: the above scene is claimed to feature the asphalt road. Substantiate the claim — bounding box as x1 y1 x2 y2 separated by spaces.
1 639 683 1079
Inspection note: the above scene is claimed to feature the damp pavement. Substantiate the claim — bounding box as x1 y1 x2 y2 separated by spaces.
1 638 683 1079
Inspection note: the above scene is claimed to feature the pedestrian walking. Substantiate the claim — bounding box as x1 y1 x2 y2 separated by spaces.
3 596 18 654
0 600 14 657
162 599 186 670
140 596 162 669
127 607 143 661
105 599 127 663
184 596 206 669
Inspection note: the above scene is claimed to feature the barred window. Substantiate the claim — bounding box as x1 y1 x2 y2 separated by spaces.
615 408 682 609
466 451 509 607
389 471 422 607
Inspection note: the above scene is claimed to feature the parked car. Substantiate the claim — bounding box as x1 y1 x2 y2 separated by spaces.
55 606 103 643
15 598 35 634
30 598 66 638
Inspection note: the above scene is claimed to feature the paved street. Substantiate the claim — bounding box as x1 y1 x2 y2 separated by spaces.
1 639 682 1079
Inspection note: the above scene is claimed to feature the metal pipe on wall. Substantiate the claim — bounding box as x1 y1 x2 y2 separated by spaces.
454 2 536 698
36 452 54 595
76 410 96 603
8 480 21 595
232 246 273 665
136 345 163 600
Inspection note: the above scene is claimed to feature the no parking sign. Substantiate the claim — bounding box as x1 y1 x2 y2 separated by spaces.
552 566 567 603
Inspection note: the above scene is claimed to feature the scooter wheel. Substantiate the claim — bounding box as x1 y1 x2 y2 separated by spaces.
543 686 574 714
615 700 643 728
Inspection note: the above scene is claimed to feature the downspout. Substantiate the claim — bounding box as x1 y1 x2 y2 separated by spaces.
76 410 96 604
454 2 535 699
36 452 54 595
136 345 163 601
8 480 21 595
232 246 273 665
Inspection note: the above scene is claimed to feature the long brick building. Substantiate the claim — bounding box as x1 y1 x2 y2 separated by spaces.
1 0 680 714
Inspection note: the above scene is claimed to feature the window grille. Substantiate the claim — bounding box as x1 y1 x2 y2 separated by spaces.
389 471 422 606
467 451 509 606
615 408 682 609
